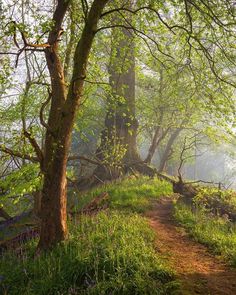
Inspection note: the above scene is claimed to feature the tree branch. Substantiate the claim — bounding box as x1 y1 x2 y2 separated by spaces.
0 145 39 162
68 155 103 166
23 131 44 164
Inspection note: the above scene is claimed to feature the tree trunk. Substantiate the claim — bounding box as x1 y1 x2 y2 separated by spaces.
144 67 168 165
33 191 42 217
158 128 183 173
95 12 140 181
38 0 109 250
107 25 139 164
145 125 163 165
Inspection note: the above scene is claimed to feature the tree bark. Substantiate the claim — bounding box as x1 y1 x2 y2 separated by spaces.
38 0 109 250
95 11 140 181
144 67 167 165
145 124 163 165
33 191 42 217
158 128 183 173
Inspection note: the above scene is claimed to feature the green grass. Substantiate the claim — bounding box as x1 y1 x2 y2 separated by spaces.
0 177 178 295
174 202 236 266
71 176 173 214
0 212 178 295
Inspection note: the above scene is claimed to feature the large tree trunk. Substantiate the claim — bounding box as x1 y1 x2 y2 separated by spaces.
106 26 139 164
38 0 108 250
95 13 140 181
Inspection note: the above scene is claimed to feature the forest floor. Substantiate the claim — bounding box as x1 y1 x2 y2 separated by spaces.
1 177 236 294
146 197 236 295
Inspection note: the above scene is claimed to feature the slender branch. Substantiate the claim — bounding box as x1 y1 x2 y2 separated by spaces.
23 131 44 164
39 89 52 130
84 79 109 85
96 24 173 59
68 155 103 166
0 145 39 162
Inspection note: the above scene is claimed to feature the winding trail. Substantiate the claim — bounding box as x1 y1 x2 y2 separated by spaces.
146 197 236 295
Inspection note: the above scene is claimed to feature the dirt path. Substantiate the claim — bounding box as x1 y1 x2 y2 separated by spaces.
146 198 236 295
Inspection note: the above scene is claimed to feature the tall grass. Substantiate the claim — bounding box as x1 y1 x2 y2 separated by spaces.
71 176 173 213
174 202 236 266
0 177 178 295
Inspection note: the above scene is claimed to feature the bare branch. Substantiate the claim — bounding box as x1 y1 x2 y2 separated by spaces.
39 89 52 130
68 155 103 166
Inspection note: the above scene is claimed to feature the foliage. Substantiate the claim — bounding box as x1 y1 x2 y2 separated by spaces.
193 186 236 212
0 164 42 215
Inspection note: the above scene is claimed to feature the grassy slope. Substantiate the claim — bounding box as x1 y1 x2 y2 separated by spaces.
174 202 236 267
70 176 173 213
0 176 179 295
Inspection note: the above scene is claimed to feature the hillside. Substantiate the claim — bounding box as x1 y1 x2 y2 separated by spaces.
1 177 236 294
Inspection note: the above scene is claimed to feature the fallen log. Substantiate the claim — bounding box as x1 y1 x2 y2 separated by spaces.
69 192 110 217
81 192 109 215
173 177 198 206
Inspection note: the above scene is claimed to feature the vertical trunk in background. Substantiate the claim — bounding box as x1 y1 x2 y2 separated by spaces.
158 128 183 173
108 26 140 163
144 67 165 165
95 16 140 180
38 0 108 250
63 0 76 82
144 120 163 165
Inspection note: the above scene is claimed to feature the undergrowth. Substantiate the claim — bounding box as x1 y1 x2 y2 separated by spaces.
71 176 172 213
174 202 236 267
0 177 178 295
193 186 236 212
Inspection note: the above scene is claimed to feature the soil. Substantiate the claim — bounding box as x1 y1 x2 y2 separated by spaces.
146 197 236 295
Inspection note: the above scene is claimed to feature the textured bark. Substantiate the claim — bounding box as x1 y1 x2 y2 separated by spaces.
95 10 140 181
63 1 76 82
33 191 42 217
106 26 139 164
38 0 109 250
